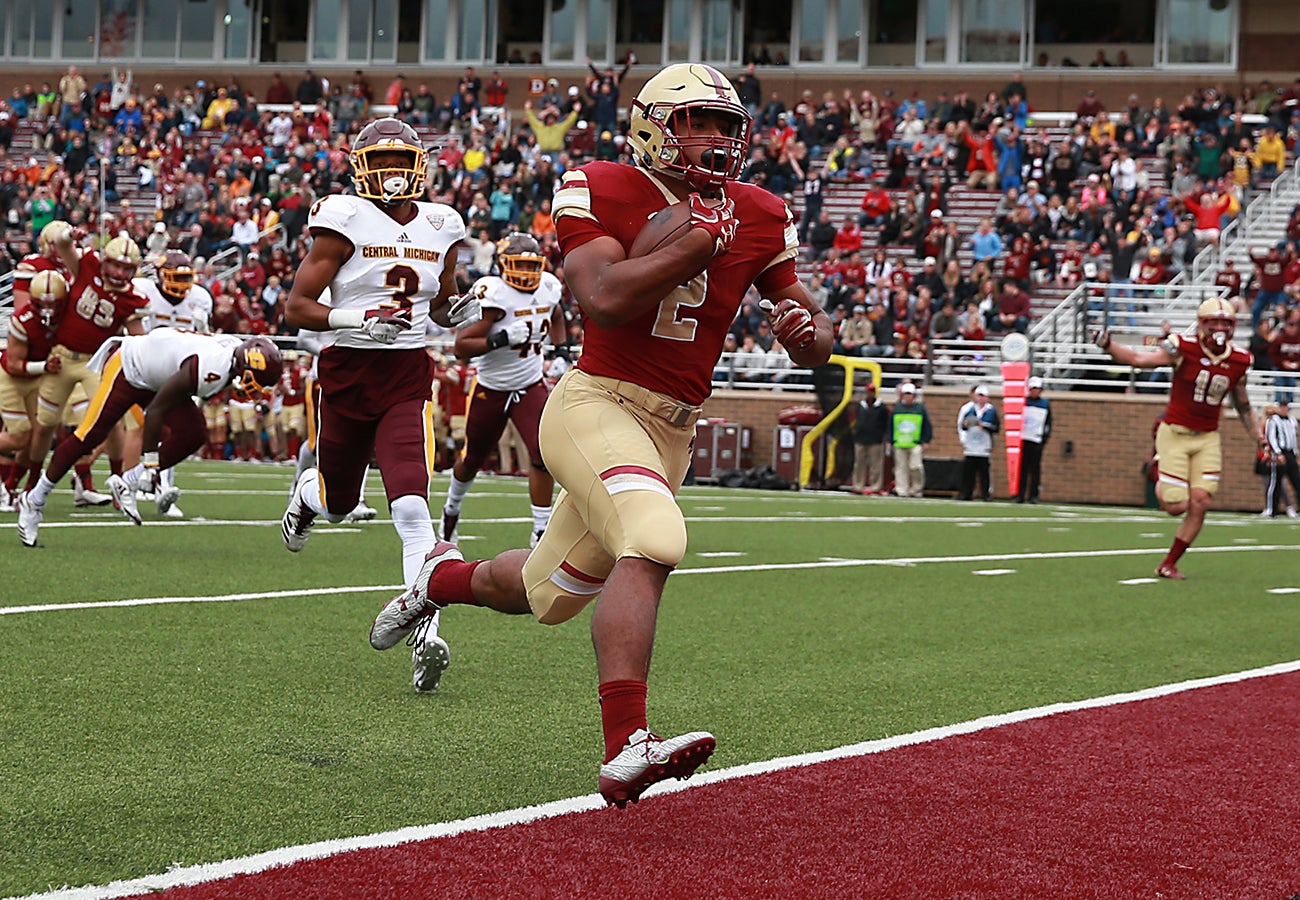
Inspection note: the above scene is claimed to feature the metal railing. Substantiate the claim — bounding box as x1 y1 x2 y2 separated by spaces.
207 224 289 281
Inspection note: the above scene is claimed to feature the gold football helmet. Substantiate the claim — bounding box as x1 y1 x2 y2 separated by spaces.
496 232 545 292
37 220 72 257
101 235 142 291
1196 297 1236 362
627 63 753 191
350 117 429 204
157 250 196 301
29 270 69 328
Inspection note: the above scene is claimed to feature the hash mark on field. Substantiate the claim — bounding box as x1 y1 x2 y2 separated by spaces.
973 568 1016 576
1267 587 1300 594
696 551 746 557
1119 578 1160 585
18 659 1300 900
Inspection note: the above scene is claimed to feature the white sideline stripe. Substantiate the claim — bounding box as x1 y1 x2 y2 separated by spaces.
0 513 1231 532
12 658 1300 900
5 544 1300 617
0 584 403 616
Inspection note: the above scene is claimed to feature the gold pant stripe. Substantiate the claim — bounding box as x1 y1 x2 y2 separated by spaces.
74 351 122 441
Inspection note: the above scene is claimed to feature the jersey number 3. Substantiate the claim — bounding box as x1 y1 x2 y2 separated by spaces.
383 264 419 311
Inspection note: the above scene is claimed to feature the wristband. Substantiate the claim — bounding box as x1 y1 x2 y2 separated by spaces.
487 330 510 350
24 360 46 376
327 308 365 330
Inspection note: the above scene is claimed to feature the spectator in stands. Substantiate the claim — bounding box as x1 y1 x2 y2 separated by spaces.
1255 125 1286 184
295 70 324 106
837 304 872 356
970 217 1003 266
1250 243 1291 327
856 180 892 230
1268 310 1300 403
832 214 862 257
989 281 1032 335
930 297 961 341
733 334 768 383
732 63 761 121
959 121 998 190
807 209 837 261
523 98 579 164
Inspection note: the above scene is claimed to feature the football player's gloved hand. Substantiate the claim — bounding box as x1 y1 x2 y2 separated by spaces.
1094 329 1112 351
687 193 738 255
360 307 413 344
138 450 160 494
446 293 483 327
760 298 817 353
487 321 531 351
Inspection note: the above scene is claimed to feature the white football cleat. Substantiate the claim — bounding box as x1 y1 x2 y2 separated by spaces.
598 729 716 808
107 474 142 525
370 541 463 650
411 619 451 693
16 491 43 547
0 483 13 513
164 504 185 519
345 500 378 522
282 470 319 552
440 508 459 543
156 486 182 516
74 487 114 507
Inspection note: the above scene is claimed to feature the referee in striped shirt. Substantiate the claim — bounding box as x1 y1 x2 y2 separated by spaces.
1263 400 1300 517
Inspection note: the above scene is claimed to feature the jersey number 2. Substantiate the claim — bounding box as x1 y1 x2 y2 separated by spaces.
651 273 707 342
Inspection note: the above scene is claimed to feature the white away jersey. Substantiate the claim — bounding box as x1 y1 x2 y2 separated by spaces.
308 194 466 351
93 330 242 400
133 277 214 333
471 272 562 391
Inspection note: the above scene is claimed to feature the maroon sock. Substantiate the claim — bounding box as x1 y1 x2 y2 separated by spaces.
598 680 648 763
74 462 94 491
109 458 124 477
429 558 485 607
1163 538 1190 567
24 462 41 491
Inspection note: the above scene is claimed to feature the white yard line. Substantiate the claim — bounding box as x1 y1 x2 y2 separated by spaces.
9 657 1299 900
4 543 1299 616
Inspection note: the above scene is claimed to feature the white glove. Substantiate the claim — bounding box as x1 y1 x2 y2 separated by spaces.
359 307 413 345
505 320 531 348
447 293 482 327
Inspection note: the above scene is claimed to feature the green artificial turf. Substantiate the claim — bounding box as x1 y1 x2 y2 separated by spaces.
2 461 1298 895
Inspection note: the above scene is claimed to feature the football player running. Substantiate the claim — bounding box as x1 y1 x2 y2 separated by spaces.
367 64 833 804
282 117 480 694
1096 297 1261 579
440 232 567 548
132 250 215 518
17 331 280 543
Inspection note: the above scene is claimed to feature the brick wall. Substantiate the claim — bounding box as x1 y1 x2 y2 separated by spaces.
702 386 1266 512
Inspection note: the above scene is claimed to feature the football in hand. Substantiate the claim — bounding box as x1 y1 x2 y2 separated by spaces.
627 202 696 258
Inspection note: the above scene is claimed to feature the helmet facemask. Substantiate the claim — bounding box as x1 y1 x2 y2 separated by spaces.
29 270 67 329
649 103 750 190
159 252 195 302
496 233 545 291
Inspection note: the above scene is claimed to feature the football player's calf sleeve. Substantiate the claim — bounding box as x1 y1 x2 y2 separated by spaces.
391 494 437 584
158 410 207 470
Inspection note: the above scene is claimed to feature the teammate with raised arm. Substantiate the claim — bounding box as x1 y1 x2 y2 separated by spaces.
1097 297 1261 579
281 117 480 694
440 232 567 549
366 64 834 804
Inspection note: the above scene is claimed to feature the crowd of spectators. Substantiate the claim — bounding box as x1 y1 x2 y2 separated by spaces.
0 62 1297 387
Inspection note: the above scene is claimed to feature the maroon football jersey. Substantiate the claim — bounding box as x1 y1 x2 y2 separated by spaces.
554 162 798 405
1162 333 1251 433
12 253 68 314
55 251 148 353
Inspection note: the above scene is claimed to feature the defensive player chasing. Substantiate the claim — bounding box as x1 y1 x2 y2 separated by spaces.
367 64 834 804
281 117 481 694
440 232 567 548
133 250 214 518
1096 297 1261 579
17 330 280 544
